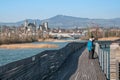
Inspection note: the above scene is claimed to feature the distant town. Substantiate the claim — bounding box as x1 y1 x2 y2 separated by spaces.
0 19 120 44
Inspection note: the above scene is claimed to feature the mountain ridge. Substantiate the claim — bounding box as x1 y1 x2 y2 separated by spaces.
0 15 120 28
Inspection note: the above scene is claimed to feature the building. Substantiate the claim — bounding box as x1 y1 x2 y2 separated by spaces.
24 20 37 33
39 22 49 31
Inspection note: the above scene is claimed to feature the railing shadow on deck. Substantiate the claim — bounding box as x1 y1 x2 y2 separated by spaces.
44 46 86 80
66 47 86 80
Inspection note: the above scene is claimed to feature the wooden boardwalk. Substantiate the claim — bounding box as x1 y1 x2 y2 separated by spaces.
45 48 107 80
70 49 107 80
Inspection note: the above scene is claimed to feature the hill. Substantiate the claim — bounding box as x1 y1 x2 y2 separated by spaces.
0 15 120 28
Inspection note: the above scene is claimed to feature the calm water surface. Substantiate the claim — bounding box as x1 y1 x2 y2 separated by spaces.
0 42 69 66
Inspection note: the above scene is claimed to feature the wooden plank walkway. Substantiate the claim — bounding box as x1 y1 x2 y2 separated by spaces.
45 48 107 80
70 49 107 80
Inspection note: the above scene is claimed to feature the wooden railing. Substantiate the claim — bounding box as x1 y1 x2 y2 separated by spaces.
95 42 110 80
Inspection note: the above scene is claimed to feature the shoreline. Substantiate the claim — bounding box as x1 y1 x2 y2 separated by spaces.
0 43 58 49
98 37 120 41
0 39 82 49
38 39 82 42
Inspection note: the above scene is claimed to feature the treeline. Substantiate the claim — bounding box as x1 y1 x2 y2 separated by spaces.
0 34 38 45
87 28 120 40
103 30 120 37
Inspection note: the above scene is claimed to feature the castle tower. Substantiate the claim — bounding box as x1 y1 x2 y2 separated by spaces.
34 20 37 27
43 22 48 30
24 20 28 28
24 20 28 33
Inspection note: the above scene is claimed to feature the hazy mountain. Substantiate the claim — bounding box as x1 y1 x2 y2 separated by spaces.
41 15 120 28
0 19 41 27
41 15 90 28
0 15 120 28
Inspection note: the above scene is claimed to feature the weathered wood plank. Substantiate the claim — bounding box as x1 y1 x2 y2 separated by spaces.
70 49 107 80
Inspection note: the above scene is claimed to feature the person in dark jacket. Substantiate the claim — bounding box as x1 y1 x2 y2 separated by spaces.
92 39 95 59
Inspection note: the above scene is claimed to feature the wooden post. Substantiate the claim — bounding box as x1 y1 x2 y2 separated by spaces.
110 43 120 80
104 51 107 75
106 51 110 79
116 60 119 80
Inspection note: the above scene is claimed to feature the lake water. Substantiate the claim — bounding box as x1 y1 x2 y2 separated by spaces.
0 42 69 66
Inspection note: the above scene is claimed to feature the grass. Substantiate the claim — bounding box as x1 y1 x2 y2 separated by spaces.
0 43 58 49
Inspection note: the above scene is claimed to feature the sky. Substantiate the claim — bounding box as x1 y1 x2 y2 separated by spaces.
0 0 120 22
